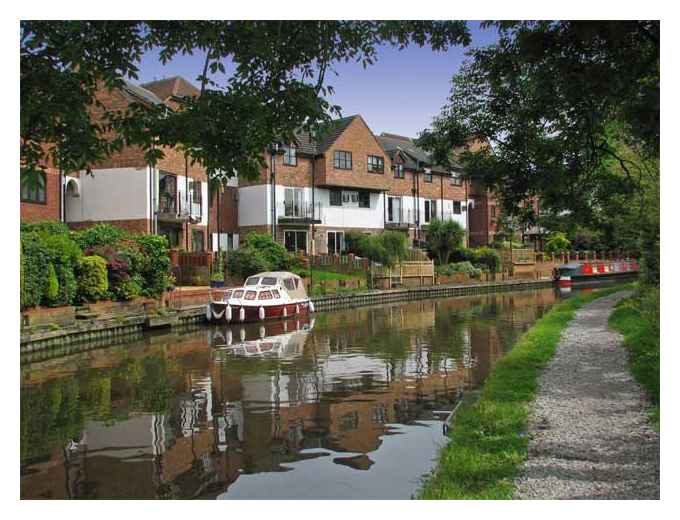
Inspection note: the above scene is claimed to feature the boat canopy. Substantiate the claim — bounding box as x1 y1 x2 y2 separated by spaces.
244 271 308 300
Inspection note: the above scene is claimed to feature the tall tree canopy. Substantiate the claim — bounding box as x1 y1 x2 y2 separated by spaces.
21 20 470 184
417 21 659 228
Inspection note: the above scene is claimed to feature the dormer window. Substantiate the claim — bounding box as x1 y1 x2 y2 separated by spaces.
451 171 463 186
283 146 297 166
367 155 384 174
334 150 352 170
424 169 433 183
393 164 404 179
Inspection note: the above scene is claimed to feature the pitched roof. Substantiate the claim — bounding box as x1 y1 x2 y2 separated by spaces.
121 79 164 106
376 133 463 173
286 115 360 156
141 76 201 101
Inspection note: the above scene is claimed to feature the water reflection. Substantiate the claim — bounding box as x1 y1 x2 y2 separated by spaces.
21 288 560 499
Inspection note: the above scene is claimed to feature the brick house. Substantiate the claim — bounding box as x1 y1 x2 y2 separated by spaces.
22 76 211 252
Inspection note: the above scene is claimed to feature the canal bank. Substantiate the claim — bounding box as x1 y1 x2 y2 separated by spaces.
417 284 639 500
21 277 557 356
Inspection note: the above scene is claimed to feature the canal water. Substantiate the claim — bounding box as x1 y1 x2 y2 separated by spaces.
20 286 590 499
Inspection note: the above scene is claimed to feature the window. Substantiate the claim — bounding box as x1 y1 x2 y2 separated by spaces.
451 171 463 186
327 231 345 255
424 199 437 223
232 290 244 299
329 189 342 206
189 179 202 203
284 230 307 253
224 290 233 299
342 190 359 205
283 278 296 291
367 155 384 173
245 277 260 286
245 291 257 300
424 169 433 183
393 164 404 179
271 289 281 298
387 197 402 223
21 172 47 204
491 206 496 218
283 146 297 166
358 191 370 208
261 277 277 286
334 150 352 170
284 187 304 217
258 291 273 300
192 230 204 251
453 201 462 215
159 226 180 248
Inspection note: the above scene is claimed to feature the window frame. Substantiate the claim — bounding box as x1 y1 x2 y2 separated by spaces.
451 171 463 186
453 201 462 215
283 146 297 166
21 171 47 205
358 190 370 208
333 150 353 170
423 169 433 183
393 164 404 179
329 189 342 206
367 155 384 174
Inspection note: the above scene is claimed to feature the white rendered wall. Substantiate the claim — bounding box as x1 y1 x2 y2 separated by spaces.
65 168 149 223
238 185 271 227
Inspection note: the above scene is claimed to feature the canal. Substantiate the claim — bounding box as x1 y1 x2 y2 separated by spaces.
20 285 593 499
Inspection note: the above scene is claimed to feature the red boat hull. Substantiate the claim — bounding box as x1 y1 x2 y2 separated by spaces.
210 301 311 323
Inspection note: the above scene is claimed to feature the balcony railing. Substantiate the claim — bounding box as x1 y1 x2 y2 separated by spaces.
386 208 414 228
158 193 203 223
278 201 323 224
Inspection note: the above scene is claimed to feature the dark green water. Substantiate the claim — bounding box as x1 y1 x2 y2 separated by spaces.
21 286 579 499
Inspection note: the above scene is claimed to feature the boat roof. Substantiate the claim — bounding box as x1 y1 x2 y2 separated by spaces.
251 271 303 279
558 263 582 269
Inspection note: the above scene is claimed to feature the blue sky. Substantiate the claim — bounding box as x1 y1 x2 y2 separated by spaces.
135 22 498 139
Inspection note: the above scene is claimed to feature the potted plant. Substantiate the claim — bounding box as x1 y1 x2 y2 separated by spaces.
210 252 225 288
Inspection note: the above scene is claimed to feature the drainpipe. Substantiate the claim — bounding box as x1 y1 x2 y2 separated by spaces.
415 160 420 244
59 169 64 223
310 156 315 290
439 173 444 220
185 154 190 251
411 162 417 246
464 179 469 248
270 144 279 240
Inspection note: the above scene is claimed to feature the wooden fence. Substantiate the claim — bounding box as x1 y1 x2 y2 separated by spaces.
370 259 435 289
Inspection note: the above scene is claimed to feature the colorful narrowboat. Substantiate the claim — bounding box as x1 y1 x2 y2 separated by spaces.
207 271 314 323
554 260 639 287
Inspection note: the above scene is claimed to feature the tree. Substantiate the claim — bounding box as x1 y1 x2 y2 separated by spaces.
425 219 465 265
21 21 470 187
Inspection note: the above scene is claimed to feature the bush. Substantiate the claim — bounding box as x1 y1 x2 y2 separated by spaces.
42 233 82 306
76 255 109 302
545 232 571 254
44 264 60 305
21 220 70 236
21 232 50 309
474 247 501 273
242 233 294 270
72 223 128 250
131 234 171 296
114 278 142 300
227 247 271 278
355 231 408 267
436 261 482 278
344 231 364 255
211 252 225 282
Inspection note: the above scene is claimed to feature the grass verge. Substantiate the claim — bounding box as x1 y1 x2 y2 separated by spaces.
417 283 633 500
608 286 660 429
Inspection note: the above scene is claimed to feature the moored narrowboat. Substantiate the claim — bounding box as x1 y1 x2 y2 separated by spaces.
207 271 314 323
553 260 639 287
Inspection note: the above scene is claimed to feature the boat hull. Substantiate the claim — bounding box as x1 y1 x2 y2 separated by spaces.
209 301 311 323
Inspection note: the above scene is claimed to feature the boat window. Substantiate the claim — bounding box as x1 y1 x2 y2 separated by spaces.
245 277 260 286
245 291 257 300
258 291 273 300
224 290 232 299
232 290 244 299
271 290 281 298
261 277 277 286
283 278 296 290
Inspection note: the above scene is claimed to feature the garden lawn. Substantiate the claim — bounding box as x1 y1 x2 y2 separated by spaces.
417 283 634 500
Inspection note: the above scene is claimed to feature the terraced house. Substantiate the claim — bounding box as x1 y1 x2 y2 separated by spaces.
20 76 500 254
21 76 211 252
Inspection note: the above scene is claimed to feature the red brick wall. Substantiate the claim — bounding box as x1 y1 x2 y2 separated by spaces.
318 117 391 191
20 168 61 223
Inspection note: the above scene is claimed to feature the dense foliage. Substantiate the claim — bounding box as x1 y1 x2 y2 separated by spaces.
424 219 465 265
436 261 482 278
21 21 470 190
544 232 571 254
226 233 299 279
20 222 171 309
354 231 409 267
450 246 501 273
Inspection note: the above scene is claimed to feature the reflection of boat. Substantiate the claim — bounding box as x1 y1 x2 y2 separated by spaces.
554 260 639 287
211 317 315 359
208 272 314 323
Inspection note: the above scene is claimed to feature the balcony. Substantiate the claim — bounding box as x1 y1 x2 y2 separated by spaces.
385 208 414 230
278 201 322 224
158 194 203 224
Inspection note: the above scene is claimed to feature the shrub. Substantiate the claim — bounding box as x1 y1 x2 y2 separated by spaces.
72 223 128 250
85 245 133 298
425 219 465 264
211 252 225 282
344 231 364 255
42 234 82 306
450 247 476 264
76 255 109 302
227 247 271 278
131 234 170 296
21 220 70 236
21 233 50 309
474 247 501 273
437 261 482 278
545 232 571 254
114 277 142 300
242 233 294 270
355 231 408 267
44 264 60 305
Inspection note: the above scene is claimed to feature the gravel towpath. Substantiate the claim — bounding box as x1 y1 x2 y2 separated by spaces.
515 291 659 499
